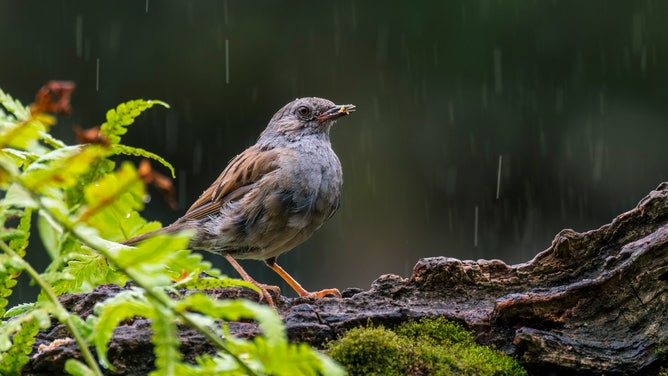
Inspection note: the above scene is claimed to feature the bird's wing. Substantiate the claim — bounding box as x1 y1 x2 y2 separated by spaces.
181 146 282 221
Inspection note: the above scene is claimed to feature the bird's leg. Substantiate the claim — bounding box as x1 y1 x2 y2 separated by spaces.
264 257 341 299
224 253 281 308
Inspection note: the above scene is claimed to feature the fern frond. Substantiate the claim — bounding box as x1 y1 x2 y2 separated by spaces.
0 118 50 150
3 303 34 318
39 131 67 149
0 208 33 317
10 207 32 258
176 295 283 344
175 274 260 294
0 253 25 317
110 144 175 178
92 290 153 370
111 233 210 289
0 307 51 375
0 89 29 121
79 162 144 223
100 99 169 145
51 246 127 294
21 145 107 193
64 359 96 376
148 304 182 376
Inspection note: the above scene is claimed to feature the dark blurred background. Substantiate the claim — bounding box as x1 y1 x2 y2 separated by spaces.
1 1 667 304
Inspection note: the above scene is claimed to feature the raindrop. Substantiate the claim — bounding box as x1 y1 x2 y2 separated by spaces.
225 39 230 84
474 205 479 247
95 58 100 92
496 155 502 199
145 0 149 13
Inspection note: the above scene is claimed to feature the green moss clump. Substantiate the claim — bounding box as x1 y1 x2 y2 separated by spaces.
328 317 527 376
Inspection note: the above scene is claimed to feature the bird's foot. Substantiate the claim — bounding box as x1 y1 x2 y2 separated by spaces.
254 283 281 309
302 288 341 299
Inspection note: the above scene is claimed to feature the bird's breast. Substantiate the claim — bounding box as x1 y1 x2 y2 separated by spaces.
277 144 342 226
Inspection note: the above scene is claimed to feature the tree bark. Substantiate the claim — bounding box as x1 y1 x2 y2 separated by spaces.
24 183 668 375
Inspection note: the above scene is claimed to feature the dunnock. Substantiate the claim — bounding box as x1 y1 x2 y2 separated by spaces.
124 97 356 308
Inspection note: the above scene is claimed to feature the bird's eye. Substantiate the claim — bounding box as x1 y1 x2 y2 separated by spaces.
296 106 311 119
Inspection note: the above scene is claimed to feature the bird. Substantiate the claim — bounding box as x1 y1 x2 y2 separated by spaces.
124 97 356 308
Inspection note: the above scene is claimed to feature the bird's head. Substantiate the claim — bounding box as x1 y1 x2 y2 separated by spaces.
260 97 356 142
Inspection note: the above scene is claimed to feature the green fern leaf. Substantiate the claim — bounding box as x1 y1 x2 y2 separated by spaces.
112 233 212 288
38 131 67 149
100 99 169 145
0 307 51 375
174 275 259 293
0 208 33 317
92 290 154 370
176 295 283 344
148 304 182 376
0 88 29 121
110 144 175 178
175 295 346 375
0 118 50 150
64 359 96 376
79 162 144 229
21 145 107 193
0 253 25 317
3 303 34 318
51 246 127 295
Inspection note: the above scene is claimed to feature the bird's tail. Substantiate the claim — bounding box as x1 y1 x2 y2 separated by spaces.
122 223 179 246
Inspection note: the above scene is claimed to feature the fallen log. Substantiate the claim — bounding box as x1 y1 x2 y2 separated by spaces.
24 183 668 375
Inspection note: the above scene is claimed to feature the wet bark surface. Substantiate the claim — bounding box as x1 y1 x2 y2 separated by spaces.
24 183 668 375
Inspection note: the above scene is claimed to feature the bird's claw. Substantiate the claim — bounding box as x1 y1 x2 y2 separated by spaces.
303 288 341 299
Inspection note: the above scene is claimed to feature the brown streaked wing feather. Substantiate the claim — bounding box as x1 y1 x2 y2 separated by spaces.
181 146 282 221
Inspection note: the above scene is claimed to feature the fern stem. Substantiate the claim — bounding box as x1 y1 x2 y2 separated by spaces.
0 240 104 376
14 180 260 376
68 228 261 376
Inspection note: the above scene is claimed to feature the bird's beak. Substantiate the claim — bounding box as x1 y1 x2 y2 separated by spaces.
317 104 356 122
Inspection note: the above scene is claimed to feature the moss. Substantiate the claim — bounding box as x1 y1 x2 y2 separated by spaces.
327 317 527 376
